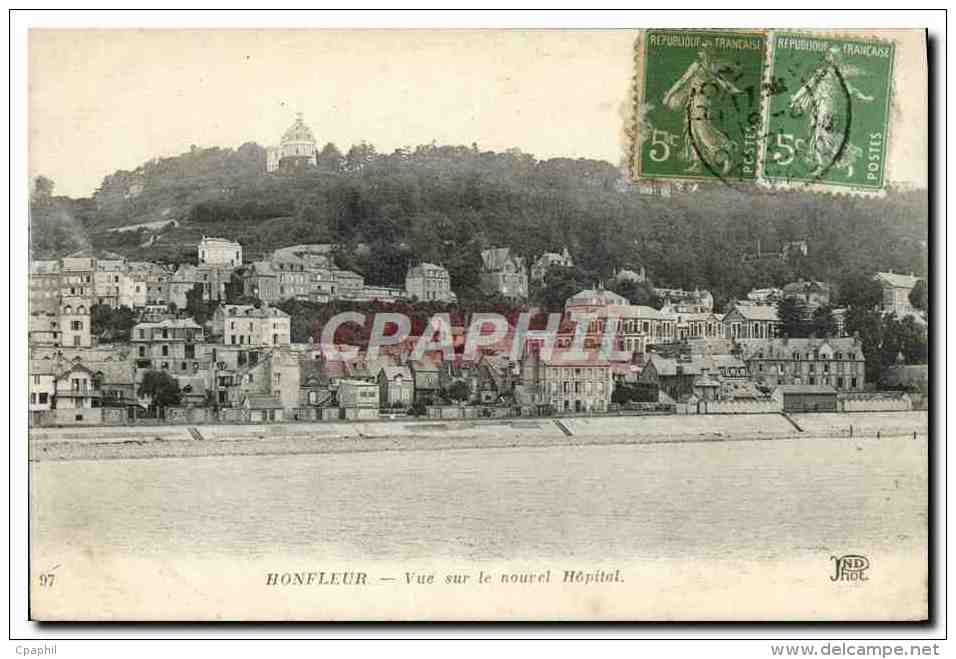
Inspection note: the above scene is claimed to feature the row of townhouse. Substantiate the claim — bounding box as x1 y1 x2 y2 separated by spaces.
30 325 533 426
637 335 867 408
237 244 450 304
560 287 782 360
29 244 239 313
29 327 868 427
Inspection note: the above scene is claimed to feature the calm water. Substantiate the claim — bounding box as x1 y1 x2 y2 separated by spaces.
31 437 927 562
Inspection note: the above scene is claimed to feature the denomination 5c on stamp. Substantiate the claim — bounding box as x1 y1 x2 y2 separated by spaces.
762 33 895 191
633 30 768 183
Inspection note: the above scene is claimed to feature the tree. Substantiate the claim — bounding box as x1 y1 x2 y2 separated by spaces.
32 175 55 202
90 304 137 342
316 142 345 172
811 305 836 338
445 379 472 403
533 266 591 312
609 279 660 308
835 271 883 311
844 307 885 385
882 313 928 368
777 297 809 338
909 279 928 313
185 283 214 324
138 370 182 417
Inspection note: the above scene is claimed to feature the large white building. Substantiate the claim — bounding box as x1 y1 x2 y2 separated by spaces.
874 271 923 317
198 236 243 268
213 304 291 347
405 262 456 303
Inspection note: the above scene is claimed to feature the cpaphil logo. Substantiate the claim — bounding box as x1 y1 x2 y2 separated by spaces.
830 554 870 582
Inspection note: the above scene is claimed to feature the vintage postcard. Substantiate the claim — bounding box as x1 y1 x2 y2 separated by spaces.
25 28 928 621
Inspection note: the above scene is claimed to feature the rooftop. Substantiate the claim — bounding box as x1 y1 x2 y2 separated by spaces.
134 318 204 331
244 395 284 410
219 304 290 319
481 247 525 271
566 288 629 308
774 384 838 395
726 304 780 322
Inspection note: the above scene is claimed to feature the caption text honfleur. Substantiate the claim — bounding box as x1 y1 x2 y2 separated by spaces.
265 569 623 587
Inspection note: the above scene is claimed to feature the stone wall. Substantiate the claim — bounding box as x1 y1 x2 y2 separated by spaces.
101 408 127 425
699 398 783 415
839 393 912 413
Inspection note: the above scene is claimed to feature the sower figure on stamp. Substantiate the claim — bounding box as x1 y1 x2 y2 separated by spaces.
662 50 743 175
787 45 874 179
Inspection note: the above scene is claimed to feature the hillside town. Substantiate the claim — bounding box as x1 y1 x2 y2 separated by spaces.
28 114 929 428
28 231 927 427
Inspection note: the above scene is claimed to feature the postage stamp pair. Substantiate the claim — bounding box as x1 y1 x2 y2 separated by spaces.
632 29 896 193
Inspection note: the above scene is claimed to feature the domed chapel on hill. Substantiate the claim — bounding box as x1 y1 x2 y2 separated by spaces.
266 113 318 173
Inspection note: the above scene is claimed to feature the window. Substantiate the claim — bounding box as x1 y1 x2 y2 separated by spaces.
181 362 188 371
30 393 36 404
162 345 169 357
138 346 146 357
851 377 858 388
33 375 40 385
39 393 48 404
273 373 281 385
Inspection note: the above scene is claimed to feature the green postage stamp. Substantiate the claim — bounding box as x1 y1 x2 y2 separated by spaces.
631 29 896 193
762 32 895 190
634 30 768 183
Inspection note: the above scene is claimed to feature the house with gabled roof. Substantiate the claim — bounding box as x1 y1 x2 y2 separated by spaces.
736 336 866 392
480 247 528 300
378 365 414 407
721 303 780 339
874 271 924 317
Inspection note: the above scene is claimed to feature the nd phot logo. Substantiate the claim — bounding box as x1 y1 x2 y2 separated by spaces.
830 554 870 582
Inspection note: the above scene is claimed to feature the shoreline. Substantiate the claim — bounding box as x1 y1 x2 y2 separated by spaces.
29 411 929 463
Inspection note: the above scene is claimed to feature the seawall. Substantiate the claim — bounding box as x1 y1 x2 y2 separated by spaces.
28 411 929 463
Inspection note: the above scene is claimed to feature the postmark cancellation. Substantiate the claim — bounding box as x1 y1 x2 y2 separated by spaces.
630 29 897 195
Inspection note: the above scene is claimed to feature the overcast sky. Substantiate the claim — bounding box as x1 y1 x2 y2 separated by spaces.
29 29 927 197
